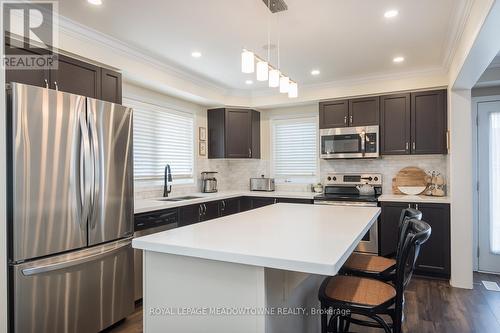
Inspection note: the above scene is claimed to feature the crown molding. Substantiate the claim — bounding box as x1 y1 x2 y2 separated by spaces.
250 66 448 99
56 15 232 96
441 0 474 71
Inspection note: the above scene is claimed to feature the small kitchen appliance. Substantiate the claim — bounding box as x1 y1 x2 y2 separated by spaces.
314 173 382 254
320 125 379 159
201 171 218 193
250 175 276 192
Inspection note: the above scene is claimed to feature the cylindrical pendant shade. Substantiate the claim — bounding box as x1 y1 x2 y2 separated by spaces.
279 76 290 93
269 69 280 87
241 50 255 73
256 61 269 81
288 81 298 98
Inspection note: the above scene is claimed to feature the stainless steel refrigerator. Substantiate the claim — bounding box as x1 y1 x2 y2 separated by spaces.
7 83 134 333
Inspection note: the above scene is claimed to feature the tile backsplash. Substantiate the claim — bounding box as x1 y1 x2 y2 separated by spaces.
135 155 448 199
320 155 448 194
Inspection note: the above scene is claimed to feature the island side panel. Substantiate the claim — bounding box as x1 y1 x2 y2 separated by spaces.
265 269 324 333
143 251 266 333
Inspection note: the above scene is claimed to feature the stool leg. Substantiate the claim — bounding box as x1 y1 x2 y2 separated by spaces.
321 303 328 333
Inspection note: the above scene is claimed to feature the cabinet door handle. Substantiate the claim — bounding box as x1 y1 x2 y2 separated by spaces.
344 116 347 125
412 142 416 150
248 148 252 158
405 142 409 151
350 115 353 124
415 204 419 210
54 81 59 91
274 198 278 204
198 205 203 217
221 200 226 211
203 204 207 215
44 79 49 89
408 204 411 208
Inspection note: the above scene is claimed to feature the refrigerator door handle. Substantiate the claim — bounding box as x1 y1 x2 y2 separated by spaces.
78 112 92 228
21 240 132 276
88 110 100 229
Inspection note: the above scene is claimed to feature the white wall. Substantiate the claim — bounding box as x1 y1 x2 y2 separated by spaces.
445 0 500 289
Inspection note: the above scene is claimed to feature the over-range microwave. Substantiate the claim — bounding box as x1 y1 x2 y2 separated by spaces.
320 125 379 159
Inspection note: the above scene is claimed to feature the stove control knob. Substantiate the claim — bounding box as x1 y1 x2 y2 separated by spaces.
374 177 379 181
327 176 332 181
332 176 337 181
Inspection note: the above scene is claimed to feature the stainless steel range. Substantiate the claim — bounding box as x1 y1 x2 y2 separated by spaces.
314 173 382 254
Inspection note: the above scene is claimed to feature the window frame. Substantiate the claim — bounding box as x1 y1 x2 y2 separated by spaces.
270 115 320 184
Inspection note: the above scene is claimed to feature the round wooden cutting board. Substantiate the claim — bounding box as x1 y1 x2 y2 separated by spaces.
392 167 429 195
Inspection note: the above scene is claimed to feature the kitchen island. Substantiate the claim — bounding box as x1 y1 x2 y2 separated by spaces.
133 203 381 333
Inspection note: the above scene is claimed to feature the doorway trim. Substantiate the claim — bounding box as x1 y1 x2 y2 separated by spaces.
472 94 500 272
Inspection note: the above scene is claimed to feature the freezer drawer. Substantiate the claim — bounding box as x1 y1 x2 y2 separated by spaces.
11 239 134 333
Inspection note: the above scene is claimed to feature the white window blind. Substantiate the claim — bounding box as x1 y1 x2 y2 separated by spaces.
126 99 194 183
490 111 500 254
272 117 318 182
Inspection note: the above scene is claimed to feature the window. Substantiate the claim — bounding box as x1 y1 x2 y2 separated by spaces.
271 117 318 183
490 111 500 254
125 98 194 184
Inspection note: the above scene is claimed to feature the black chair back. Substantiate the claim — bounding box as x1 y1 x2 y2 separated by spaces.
395 208 422 260
394 219 431 313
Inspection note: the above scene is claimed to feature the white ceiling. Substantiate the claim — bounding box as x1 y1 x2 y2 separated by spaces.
59 0 468 92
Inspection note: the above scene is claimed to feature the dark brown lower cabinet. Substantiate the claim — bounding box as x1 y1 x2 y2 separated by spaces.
249 197 277 209
179 204 201 227
219 198 240 216
201 201 220 221
380 201 450 278
176 196 312 227
276 198 314 204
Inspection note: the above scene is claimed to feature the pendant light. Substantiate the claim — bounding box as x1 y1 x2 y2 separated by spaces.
279 75 289 93
241 50 255 73
288 81 298 98
256 60 269 81
269 69 280 87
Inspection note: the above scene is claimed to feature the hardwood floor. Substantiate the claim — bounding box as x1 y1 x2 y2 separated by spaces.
107 273 500 333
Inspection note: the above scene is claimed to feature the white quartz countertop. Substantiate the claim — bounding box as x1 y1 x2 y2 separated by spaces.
134 190 317 214
378 194 450 204
132 203 381 275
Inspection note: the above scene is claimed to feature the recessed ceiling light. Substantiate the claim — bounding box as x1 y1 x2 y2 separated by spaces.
384 9 399 18
87 0 103 5
245 80 254 85
191 51 202 58
311 69 320 76
393 56 405 63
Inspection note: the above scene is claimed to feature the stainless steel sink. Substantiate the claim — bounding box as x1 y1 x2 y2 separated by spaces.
156 195 203 202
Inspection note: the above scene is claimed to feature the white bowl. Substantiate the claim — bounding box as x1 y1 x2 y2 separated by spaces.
398 186 427 195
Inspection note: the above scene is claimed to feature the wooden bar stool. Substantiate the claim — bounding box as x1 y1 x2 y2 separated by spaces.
318 218 431 333
341 207 422 282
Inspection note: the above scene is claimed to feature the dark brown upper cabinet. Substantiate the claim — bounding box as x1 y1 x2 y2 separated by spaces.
5 45 50 88
380 93 411 155
348 96 380 126
380 90 447 155
207 108 261 159
411 90 447 154
4 40 122 104
319 100 349 128
50 54 101 98
101 68 122 104
320 97 379 129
